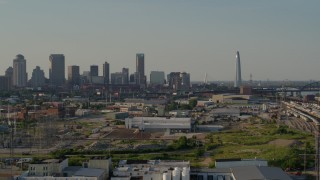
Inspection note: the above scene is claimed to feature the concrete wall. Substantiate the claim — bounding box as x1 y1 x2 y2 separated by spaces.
88 158 112 178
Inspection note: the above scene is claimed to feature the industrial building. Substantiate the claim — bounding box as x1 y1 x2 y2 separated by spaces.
125 117 192 132
190 166 291 180
112 160 291 180
112 160 190 180
212 94 251 104
211 108 240 118
27 159 69 176
16 157 112 180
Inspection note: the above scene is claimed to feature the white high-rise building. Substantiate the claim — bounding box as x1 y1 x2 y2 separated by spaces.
13 54 27 87
234 51 242 88
30 66 45 88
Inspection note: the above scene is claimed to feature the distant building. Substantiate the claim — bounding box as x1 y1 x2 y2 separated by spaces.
103 61 110 85
125 117 191 133
17 157 111 180
13 54 27 87
211 107 241 117
212 94 251 104
150 71 165 85
82 157 112 178
111 72 124 85
90 65 99 76
190 166 291 180
91 76 105 84
111 68 129 85
240 86 252 95
49 54 65 86
81 71 90 83
180 72 190 90
167 72 181 90
122 68 129 84
0 76 11 91
304 95 315 102
28 159 68 176
30 66 45 88
68 65 80 86
135 53 146 87
167 72 190 90
113 160 190 180
5 66 13 87
129 73 135 84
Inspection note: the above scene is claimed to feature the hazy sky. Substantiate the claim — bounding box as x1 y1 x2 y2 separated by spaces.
1 0 319 81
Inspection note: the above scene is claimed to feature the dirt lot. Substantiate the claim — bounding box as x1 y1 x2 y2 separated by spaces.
268 139 301 147
104 128 151 139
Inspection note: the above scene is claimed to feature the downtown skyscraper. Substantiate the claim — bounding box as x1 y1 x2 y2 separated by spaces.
68 65 80 86
49 54 65 87
13 54 27 87
234 51 242 88
103 61 110 85
135 53 146 86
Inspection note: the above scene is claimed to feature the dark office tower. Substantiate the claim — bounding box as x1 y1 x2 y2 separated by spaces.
122 68 129 84
234 51 242 88
180 72 191 90
0 76 11 91
13 54 27 87
103 62 110 85
68 65 80 86
136 53 146 86
111 72 123 85
5 66 13 86
150 71 165 85
49 54 65 86
90 65 99 77
129 74 135 83
30 66 45 88
167 72 181 90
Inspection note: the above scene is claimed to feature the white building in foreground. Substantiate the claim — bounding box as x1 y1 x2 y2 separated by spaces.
112 160 190 180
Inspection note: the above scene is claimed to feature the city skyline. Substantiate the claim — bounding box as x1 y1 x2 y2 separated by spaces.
0 1 319 81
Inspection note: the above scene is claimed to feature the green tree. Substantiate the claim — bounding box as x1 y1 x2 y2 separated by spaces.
189 99 198 108
178 136 188 148
166 102 178 111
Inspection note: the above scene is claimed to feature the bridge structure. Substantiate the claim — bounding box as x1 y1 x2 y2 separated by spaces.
253 81 320 95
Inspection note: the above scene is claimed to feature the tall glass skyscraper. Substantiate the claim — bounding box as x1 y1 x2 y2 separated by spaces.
103 61 110 85
136 53 146 86
234 51 242 88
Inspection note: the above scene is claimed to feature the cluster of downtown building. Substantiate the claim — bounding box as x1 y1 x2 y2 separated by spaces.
0 53 191 92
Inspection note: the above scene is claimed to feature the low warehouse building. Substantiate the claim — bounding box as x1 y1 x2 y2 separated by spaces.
125 117 191 133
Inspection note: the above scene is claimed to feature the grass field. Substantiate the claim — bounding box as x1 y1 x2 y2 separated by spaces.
43 118 316 170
